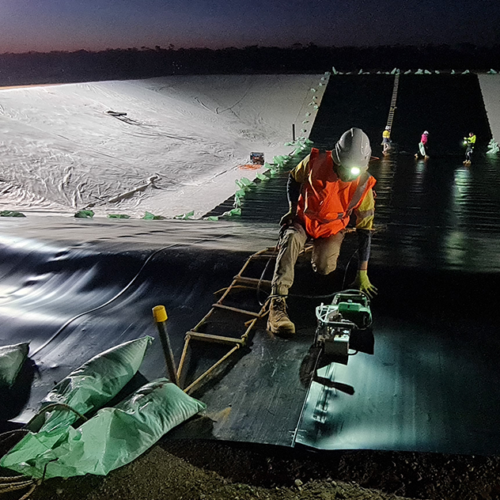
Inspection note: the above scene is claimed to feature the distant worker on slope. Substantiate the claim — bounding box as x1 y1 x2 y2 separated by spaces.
463 132 476 166
267 127 378 337
415 130 429 159
382 126 392 155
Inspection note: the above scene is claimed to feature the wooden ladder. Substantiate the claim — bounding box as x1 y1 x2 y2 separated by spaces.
177 246 278 394
386 72 400 130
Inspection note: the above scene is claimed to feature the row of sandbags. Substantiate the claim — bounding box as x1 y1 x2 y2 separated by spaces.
0 336 205 479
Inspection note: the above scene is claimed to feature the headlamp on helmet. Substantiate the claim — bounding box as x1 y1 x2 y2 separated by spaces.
338 165 362 182
333 128 371 181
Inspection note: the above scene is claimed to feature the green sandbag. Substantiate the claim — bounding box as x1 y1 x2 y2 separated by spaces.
107 214 131 219
0 337 154 476
51 378 206 478
143 211 165 220
3 379 206 479
34 336 153 433
235 178 253 191
0 342 30 387
0 427 69 478
0 210 26 217
174 210 194 220
74 210 94 218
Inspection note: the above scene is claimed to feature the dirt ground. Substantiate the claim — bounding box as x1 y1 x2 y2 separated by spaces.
1 437 498 500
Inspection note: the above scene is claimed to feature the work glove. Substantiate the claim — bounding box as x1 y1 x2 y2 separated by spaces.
279 210 296 227
351 270 378 298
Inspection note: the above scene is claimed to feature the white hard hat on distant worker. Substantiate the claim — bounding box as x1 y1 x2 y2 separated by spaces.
424 130 429 135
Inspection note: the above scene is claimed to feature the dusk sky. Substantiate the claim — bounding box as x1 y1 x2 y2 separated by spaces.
1 0 500 54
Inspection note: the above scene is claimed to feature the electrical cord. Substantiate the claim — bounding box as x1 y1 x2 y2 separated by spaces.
32 245 173 357
32 234 229 358
259 246 360 303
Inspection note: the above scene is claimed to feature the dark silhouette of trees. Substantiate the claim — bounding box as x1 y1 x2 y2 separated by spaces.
0 44 499 86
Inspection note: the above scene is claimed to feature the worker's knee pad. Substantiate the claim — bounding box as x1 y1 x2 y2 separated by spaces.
311 259 338 275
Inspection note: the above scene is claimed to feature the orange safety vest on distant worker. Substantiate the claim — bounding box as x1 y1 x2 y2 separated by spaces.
296 148 376 239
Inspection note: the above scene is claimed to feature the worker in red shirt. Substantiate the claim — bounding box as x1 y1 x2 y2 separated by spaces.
415 130 429 159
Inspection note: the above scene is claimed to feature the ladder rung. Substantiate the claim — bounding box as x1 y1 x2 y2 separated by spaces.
212 303 261 317
249 253 278 260
186 331 245 345
233 276 272 286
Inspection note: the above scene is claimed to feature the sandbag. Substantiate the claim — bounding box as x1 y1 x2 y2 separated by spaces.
33 336 153 433
2 378 206 479
0 342 29 387
49 378 206 477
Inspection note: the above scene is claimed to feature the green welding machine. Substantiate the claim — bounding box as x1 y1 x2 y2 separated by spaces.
314 289 372 360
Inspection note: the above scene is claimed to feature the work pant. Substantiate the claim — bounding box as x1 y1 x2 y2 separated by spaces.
418 142 428 156
271 222 345 296
466 146 473 161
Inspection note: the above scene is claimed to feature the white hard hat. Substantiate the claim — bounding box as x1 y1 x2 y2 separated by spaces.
333 127 372 169
385 126 391 130
423 130 429 135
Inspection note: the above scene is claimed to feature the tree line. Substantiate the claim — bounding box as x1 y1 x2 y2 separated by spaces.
1 44 499 86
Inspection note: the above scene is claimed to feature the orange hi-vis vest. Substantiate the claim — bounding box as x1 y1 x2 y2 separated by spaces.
296 148 376 239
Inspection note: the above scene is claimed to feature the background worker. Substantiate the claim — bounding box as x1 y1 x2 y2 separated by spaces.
267 127 378 337
415 130 429 159
463 132 476 165
382 126 392 155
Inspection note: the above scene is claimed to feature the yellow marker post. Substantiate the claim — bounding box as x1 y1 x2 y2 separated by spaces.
152 305 179 386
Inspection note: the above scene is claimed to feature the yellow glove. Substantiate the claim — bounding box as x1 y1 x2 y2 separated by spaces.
351 270 378 298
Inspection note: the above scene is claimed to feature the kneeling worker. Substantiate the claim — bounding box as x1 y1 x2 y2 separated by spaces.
267 127 378 337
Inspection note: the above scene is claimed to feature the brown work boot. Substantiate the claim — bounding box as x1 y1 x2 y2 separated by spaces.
267 297 295 337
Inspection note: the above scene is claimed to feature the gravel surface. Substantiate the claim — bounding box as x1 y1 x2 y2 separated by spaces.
1 438 498 500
